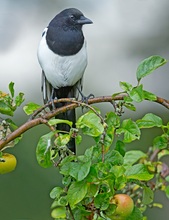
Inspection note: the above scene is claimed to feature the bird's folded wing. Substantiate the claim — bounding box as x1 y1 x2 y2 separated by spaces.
41 70 53 104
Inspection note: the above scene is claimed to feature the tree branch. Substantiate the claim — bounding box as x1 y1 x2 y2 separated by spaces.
0 93 169 150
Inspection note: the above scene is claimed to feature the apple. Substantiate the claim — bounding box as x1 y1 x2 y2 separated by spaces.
109 194 134 220
0 153 17 174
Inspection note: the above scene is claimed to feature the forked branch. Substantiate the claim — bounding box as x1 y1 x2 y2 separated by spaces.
0 94 169 150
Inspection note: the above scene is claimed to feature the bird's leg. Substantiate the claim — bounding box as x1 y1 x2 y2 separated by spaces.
77 87 94 103
49 87 57 110
77 87 94 112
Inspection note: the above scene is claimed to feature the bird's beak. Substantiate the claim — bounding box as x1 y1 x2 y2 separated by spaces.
77 15 93 25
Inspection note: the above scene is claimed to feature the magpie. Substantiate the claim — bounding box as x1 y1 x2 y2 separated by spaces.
37 8 92 153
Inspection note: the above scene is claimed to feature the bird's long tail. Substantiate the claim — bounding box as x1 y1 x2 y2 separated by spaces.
54 101 76 153
41 71 76 153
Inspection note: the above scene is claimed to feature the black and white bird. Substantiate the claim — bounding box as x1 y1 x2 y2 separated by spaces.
37 8 92 153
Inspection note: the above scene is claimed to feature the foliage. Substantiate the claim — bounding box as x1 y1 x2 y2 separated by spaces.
0 55 169 219
0 82 24 116
0 82 24 150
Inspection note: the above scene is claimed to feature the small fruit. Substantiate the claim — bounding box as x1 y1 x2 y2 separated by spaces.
0 153 17 174
110 194 134 220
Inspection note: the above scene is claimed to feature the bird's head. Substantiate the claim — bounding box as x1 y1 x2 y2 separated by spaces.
51 8 93 30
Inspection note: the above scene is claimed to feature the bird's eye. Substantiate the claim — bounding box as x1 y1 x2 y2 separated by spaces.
69 14 75 20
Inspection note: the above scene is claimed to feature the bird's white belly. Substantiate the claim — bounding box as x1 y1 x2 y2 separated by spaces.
37 30 87 89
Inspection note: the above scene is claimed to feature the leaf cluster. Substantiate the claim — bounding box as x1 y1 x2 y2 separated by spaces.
0 82 24 116
46 109 169 219
0 82 24 150
0 56 169 220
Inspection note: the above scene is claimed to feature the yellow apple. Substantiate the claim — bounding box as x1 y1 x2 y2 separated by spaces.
0 153 17 174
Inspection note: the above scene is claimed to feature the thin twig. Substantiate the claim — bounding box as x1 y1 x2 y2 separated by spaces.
70 99 105 124
150 149 160 162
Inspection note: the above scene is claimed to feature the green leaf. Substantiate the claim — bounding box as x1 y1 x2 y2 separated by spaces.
54 134 70 147
104 150 123 166
143 90 157 101
62 176 72 186
153 203 163 209
116 119 141 143
73 207 91 220
119 81 133 92
94 193 109 210
50 187 63 199
51 196 68 208
85 165 98 183
60 160 91 181
0 83 24 115
153 135 168 149
124 102 136 111
158 149 169 160
136 55 167 82
15 92 25 106
8 82 15 98
95 162 112 179
112 91 123 98
76 111 104 137
98 112 120 148
60 155 76 167
114 174 127 190
51 207 66 219
123 96 133 103
126 206 143 220
128 85 144 102
0 100 13 116
84 146 95 159
73 160 91 181
36 132 54 168
124 150 147 166
1 119 22 147
165 185 169 199
165 175 169 182
77 155 89 163
23 102 41 115
142 187 154 205
5 118 18 130
115 140 126 156
136 113 163 128
59 161 72 176
110 166 125 179
67 181 88 206
125 164 154 181
48 118 72 127
75 134 82 145
86 183 99 197
105 112 120 128
104 204 116 219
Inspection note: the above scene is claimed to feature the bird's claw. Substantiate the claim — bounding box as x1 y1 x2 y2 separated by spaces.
79 92 94 112
81 93 94 103
77 87 94 104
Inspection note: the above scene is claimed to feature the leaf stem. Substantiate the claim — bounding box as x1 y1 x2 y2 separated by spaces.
67 203 75 220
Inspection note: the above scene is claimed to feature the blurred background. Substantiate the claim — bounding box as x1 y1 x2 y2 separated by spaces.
1 0 169 219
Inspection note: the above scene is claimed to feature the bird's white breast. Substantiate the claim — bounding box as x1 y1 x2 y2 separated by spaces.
37 28 88 89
